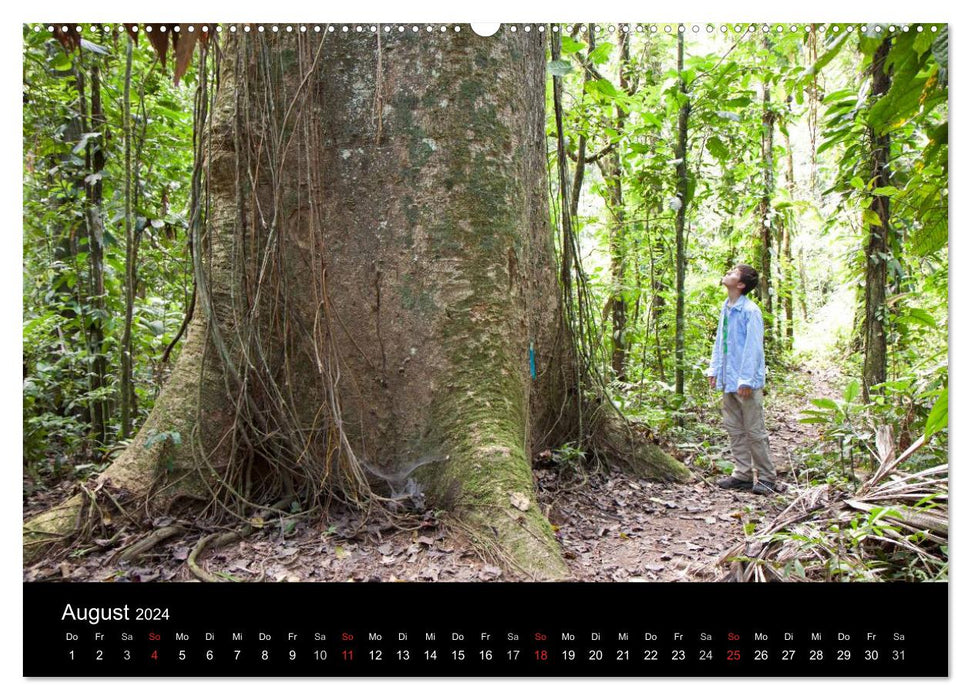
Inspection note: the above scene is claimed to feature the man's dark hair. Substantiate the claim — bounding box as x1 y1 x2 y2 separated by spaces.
736 264 759 296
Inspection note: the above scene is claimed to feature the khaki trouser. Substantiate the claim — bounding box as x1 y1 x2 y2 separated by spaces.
722 389 775 482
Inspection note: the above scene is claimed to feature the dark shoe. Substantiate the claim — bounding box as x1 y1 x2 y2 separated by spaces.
752 480 787 496
717 476 753 490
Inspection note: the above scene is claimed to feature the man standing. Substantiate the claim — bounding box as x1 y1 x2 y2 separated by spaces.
706 264 785 495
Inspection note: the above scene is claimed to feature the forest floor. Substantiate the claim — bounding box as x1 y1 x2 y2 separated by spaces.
23 364 840 583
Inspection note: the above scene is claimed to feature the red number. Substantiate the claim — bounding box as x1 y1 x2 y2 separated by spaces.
727 649 740 661
151 650 158 661
535 649 548 661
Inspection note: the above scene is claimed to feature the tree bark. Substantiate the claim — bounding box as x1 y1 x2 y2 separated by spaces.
25 29 689 578
673 33 689 400
757 73 775 335
782 105 796 349
601 31 630 383
863 38 892 399
77 60 109 445
120 36 136 440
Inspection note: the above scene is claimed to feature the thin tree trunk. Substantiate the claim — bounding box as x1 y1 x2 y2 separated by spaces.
863 38 892 399
807 25 820 194
551 30 574 305
589 27 631 382
120 36 135 439
78 59 109 445
674 32 690 400
757 66 775 339
782 98 796 349
798 247 810 321
568 24 597 219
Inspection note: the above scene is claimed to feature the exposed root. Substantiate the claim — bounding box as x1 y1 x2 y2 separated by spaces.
184 498 291 582
447 503 571 581
114 526 185 564
187 533 225 582
591 413 692 483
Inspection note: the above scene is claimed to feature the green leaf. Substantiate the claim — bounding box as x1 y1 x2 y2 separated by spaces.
850 176 865 190
862 209 884 228
51 52 73 72
913 29 935 56
844 380 861 404
932 28 949 84
588 42 613 65
869 77 925 132
706 135 730 161
902 308 936 328
872 186 899 197
811 32 851 74
809 398 838 411
911 209 948 257
924 387 947 439
548 60 573 77
822 88 857 104
723 96 752 109
586 78 622 100
560 35 584 55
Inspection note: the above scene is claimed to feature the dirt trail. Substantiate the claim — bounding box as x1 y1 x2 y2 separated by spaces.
24 367 833 583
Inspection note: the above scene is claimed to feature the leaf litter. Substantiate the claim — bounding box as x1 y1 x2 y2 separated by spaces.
25 368 903 584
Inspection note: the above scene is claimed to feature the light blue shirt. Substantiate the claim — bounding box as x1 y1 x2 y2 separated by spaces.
706 294 766 393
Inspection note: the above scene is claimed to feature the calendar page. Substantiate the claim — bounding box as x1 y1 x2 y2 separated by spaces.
21 20 948 678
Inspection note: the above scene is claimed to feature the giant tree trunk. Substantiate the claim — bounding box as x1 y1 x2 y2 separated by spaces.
25 28 689 578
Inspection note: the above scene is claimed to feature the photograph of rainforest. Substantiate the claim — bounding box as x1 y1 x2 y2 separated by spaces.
22 22 948 584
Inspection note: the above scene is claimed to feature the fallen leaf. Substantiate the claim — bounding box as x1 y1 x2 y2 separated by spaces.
479 565 502 580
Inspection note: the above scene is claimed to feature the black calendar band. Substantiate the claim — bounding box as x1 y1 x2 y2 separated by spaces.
24 582 947 677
